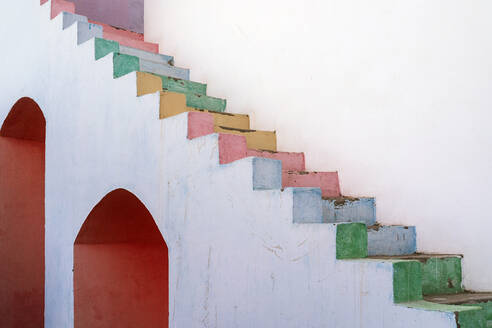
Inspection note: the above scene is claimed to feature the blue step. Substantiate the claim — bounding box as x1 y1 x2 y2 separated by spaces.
367 225 416 256
322 197 376 225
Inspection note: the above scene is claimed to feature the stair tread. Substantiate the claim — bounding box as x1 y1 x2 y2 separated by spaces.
323 196 373 202
368 253 463 260
218 126 259 133
424 292 492 305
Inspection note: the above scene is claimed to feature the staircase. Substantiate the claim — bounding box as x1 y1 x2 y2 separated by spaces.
22 0 492 326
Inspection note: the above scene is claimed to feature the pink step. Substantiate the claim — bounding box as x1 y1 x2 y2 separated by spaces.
219 134 305 171
44 0 75 19
187 111 215 139
283 171 341 198
89 20 159 53
186 112 305 171
88 20 144 41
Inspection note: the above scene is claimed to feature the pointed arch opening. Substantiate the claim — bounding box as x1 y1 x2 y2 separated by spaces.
0 97 46 327
74 189 169 328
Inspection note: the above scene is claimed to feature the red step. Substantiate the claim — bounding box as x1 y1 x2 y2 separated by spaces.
187 111 339 195
218 134 305 171
283 171 341 197
42 0 75 19
187 110 306 170
89 20 159 53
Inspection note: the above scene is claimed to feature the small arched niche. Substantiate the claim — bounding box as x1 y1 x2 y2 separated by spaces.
0 97 46 327
74 189 169 328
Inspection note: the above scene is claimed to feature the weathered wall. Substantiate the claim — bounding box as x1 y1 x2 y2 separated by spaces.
0 3 462 327
145 0 492 291
69 0 144 33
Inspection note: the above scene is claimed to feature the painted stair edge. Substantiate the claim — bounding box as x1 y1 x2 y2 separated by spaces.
367 225 417 256
219 133 305 171
88 20 159 53
322 196 376 226
283 170 341 198
136 71 207 98
94 36 173 66
114 53 189 81
372 254 464 296
186 111 276 152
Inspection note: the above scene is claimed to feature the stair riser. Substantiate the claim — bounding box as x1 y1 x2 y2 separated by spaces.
215 126 276 152
218 134 305 171
161 76 206 96
120 45 173 66
113 54 189 82
283 172 341 198
188 118 276 152
292 188 323 223
136 73 212 109
77 22 102 45
140 59 189 81
62 12 87 29
336 223 368 259
50 0 74 19
94 39 173 70
252 158 282 190
88 20 144 42
393 261 423 303
367 226 416 256
322 198 376 225
421 257 463 295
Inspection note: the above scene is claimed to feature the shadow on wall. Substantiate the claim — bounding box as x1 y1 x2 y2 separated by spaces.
74 188 169 328
0 97 46 328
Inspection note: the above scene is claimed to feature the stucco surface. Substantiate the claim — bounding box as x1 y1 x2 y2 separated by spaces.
0 1 476 327
145 0 492 292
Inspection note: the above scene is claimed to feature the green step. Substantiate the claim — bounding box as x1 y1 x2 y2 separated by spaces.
160 75 207 96
370 254 463 296
425 292 492 327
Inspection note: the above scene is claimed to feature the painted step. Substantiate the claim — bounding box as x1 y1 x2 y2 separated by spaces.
370 254 463 296
160 92 238 127
215 126 276 152
322 197 376 225
89 20 159 53
113 53 189 80
425 293 492 327
283 171 340 198
367 224 416 256
137 73 218 111
62 16 103 45
45 0 74 19
218 134 305 171
187 111 277 152
95 38 173 67
88 20 144 41
136 72 206 97
62 12 87 29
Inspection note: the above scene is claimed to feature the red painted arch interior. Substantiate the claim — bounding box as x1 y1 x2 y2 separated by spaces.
0 97 46 327
74 189 169 328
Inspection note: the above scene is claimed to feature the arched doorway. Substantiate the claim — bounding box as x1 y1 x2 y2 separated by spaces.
0 97 46 327
74 189 169 328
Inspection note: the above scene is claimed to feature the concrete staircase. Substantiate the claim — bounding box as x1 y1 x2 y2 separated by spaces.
31 0 492 326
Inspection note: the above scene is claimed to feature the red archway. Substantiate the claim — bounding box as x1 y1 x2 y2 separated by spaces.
0 97 46 327
74 189 169 328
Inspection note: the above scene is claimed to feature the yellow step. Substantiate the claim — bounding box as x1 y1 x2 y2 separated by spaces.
137 72 163 96
159 91 250 130
215 126 277 152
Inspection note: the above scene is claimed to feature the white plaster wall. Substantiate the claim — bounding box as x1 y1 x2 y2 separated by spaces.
145 0 492 291
0 3 465 327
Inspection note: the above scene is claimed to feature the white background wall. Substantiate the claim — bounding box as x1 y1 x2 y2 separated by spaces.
145 0 492 290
